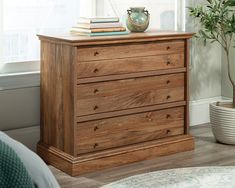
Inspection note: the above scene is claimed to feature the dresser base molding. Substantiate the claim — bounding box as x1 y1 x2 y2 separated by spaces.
37 135 194 176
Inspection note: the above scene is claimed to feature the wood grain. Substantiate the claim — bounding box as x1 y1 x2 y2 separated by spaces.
77 67 187 84
51 124 235 188
76 107 184 154
38 135 194 176
38 31 194 176
76 73 185 116
37 31 194 46
185 39 191 134
73 136 194 176
40 41 76 155
76 101 186 123
77 41 184 62
77 53 184 78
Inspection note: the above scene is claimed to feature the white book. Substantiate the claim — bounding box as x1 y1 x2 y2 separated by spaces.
77 17 119 24
70 27 92 34
76 22 123 29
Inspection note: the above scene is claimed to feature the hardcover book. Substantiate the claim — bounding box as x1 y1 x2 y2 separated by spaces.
76 22 123 29
70 30 129 36
77 17 119 24
70 27 126 33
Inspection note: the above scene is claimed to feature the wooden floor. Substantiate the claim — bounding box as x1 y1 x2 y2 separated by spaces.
50 124 235 188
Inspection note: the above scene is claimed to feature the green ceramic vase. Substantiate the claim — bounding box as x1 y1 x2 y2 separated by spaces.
126 7 150 32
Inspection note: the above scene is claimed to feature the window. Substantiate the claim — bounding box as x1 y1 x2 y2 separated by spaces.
0 0 93 74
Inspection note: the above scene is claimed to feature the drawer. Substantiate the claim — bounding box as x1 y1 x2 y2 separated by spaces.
76 106 185 154
76 73 185 116
77 53 184 78
77 40 185 62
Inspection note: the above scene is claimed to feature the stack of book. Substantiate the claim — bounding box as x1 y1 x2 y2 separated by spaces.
70 17 128 36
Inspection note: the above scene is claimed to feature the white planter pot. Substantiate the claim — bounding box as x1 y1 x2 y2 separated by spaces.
210 102 235 145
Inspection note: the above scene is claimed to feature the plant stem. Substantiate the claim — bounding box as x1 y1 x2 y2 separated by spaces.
233 86 235 108
225 49 235 108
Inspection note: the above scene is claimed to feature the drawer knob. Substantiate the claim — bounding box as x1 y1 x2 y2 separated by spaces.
93 105 99 110
94 51 99 56
93 143 99 148
93 68 99 73
167 46 171 50
167 61 171 65
166 129 171 134
145 113 153 121
94 126 99 131
166 80 171 84
94 89 99 94
166 95 171 100
147 117 153 122
166 114 171 119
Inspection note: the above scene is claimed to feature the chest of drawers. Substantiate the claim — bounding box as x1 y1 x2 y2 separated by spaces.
37 31 194 176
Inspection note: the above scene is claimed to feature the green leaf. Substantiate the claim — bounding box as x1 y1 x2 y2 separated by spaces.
226 0 235 6
199 30 211 39
188 0 235 50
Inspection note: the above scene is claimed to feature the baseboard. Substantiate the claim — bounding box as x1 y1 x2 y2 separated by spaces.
4 126 40 152
189 96 231 126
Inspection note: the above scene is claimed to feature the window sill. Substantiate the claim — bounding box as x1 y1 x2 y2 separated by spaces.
0 71 40 91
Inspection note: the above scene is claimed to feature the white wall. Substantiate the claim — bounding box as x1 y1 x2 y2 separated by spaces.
0 87 39 130
0 86 40 151
0 72 40 151
186 0 222 100
189 42 222 100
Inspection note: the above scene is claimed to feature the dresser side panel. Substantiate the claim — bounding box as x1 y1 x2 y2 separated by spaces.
40 41 76 155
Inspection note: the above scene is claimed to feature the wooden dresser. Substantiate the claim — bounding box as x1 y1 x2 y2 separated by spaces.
37 31 194 176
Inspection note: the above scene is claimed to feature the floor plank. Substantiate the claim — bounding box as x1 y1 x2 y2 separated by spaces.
51 124 235 188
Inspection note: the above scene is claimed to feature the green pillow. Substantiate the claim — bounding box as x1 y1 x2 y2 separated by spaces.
0 139 35 188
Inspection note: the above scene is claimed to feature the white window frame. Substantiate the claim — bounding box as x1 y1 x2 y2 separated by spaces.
176 0 186 31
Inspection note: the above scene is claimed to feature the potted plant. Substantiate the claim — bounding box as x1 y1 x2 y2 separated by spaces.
189 0 235 144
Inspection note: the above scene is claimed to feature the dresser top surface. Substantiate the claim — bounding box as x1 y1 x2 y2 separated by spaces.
38 30 194 45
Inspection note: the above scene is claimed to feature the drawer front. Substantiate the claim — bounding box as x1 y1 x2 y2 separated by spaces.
77 40 185 62
77 53 184 78
76 107 185 154
76 73 185 116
